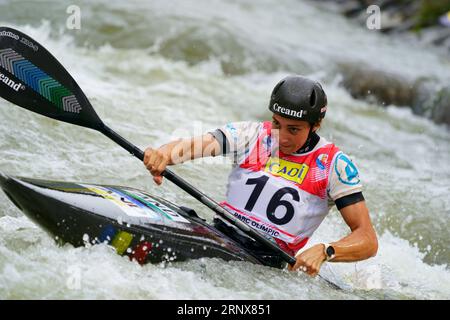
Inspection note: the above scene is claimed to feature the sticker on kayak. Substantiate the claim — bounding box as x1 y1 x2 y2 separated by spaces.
80 184 189 223
120 187 191 224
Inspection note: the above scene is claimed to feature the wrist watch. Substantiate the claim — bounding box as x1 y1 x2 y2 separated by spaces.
323 243 336 261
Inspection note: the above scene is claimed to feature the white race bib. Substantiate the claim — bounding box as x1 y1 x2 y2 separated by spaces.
226 170 306 243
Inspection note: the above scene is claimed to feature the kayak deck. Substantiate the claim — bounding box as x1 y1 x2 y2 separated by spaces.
0 173 262 266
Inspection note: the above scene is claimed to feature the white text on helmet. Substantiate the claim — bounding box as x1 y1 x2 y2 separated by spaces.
272 103 304 118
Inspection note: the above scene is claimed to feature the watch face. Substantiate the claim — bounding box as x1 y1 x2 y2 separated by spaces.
326 245 335 257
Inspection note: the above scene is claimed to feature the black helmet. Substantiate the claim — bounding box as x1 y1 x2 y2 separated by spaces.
268 75 327 123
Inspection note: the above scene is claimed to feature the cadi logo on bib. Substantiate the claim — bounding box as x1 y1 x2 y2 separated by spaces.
264 157 309 185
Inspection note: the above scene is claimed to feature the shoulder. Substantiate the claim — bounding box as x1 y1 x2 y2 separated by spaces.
213 121 264 156
218 121 263 141
221 121 263 133
331 152 361 186
327 149 363 201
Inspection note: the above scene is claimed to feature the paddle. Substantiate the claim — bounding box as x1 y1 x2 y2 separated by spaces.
0 26 298 266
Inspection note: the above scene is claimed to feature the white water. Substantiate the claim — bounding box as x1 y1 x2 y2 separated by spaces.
0 0 449 299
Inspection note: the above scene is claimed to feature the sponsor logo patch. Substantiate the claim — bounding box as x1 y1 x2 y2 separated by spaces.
334 153 360 185
264 157 309 184
316 153 328 170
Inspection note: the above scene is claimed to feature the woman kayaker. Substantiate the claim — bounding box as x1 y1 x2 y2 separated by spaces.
143 75 378 276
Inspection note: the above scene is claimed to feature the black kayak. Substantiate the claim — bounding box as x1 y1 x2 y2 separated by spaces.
0 172 263 266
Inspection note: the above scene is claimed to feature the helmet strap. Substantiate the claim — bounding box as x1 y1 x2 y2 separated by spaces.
295 124 319 154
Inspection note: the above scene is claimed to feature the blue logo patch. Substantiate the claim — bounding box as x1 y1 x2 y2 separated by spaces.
316 154 328 170
225 123 237 136
334 153 360 185
225 123 238 145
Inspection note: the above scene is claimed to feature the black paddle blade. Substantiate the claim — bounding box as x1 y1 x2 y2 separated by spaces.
0 26 103 130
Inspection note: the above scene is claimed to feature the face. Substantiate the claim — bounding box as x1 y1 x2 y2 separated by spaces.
271 114 316 154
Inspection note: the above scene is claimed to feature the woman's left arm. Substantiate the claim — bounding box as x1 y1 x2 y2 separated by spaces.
326 200 378 262
289 201 378 275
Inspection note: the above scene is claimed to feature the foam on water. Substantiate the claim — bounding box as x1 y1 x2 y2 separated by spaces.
0 1 449 299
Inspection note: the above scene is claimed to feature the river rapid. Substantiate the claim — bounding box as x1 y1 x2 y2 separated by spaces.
0 0 449 299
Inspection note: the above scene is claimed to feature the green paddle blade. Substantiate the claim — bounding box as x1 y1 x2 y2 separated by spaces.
0 26 103 130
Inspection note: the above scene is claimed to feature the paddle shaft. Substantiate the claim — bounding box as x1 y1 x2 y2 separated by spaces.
102 125 145 160
102 125 297 265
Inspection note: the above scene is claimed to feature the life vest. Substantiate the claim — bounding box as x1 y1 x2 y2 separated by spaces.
222 121 341 255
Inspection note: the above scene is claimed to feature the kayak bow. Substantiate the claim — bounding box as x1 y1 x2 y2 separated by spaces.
0 173 262 266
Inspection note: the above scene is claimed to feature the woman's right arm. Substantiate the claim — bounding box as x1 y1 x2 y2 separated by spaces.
143 133 221 185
